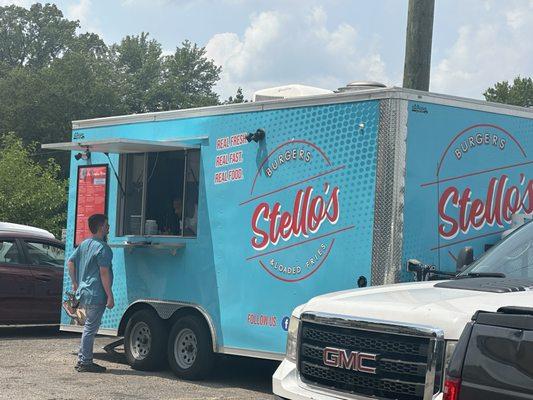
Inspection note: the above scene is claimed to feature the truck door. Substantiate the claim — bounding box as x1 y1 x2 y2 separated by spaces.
22 240 64 324
0 238 34 324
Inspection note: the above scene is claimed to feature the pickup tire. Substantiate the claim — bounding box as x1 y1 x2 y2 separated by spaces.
167 315 214 380
124 309 168 371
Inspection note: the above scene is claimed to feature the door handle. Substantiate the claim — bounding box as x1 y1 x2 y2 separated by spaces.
35 275 51 282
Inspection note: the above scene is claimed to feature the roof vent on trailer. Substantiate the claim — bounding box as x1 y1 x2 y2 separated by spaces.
336 81 387 93
253 84 333 102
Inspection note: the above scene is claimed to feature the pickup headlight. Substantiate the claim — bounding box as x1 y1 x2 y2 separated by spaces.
285 316 300 362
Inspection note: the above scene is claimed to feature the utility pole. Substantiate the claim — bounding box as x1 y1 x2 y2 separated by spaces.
402 0 435 91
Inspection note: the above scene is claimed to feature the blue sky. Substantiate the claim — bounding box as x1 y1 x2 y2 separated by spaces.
3 0 533 100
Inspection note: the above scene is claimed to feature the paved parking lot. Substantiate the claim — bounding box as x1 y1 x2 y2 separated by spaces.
0 326 278 400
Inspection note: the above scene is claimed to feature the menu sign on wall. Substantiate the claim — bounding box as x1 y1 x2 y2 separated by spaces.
75 165 108 246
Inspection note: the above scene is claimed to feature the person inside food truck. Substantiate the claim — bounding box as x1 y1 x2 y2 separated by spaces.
161 196 183 235
172 196 183 235
160 194 198 236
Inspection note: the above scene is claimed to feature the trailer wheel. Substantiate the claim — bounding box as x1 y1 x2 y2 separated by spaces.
167 315 213 380
124 309 167 371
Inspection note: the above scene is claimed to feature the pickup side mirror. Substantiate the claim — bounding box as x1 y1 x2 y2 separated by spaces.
456 247 474 274
406 259 436 281
406 259 422 272
406 259 422 281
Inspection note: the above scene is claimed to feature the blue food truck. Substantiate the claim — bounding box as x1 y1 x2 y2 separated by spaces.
43 86 533 379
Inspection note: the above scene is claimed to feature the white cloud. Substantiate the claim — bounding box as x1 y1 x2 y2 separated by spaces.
121 0 173 6
0 0 32 6
121 0 242 7
431 1 533 98
506 8 525 30
205 7 390 100
66 0 104 38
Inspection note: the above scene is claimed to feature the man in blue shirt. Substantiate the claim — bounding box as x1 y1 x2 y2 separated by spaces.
67 214 114 373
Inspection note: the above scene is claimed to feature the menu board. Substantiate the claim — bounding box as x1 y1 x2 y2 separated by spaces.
75 165 108 246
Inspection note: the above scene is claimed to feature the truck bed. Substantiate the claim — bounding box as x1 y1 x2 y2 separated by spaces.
454 307 533 400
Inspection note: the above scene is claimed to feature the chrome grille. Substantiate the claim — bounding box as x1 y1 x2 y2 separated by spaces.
298 314 444 400
302 325 429 357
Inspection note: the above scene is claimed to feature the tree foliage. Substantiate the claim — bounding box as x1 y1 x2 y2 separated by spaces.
484 76 533 108
0 3 125 175
0 4 223 176
0 52 124 145
111 32 164 113
162 40 221 109
111 35 221 112
0 133 67 237
0 3 227 232
225 87 246 104
0 3 78 72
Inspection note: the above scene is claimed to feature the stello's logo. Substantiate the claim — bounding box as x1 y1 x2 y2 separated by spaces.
250 185 340 251
241 139 353 282
421 124 532 248
438 174 533 240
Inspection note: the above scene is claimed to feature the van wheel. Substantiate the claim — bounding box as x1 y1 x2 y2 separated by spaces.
124 309 167 371
167 315 213 380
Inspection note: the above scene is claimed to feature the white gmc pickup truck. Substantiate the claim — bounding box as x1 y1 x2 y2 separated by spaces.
273 221 533 400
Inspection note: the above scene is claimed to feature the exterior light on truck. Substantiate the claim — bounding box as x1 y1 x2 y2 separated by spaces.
444 340 457 362
285 316 300 362
444 341 458 369
245 128 265 143
435 340 458 393
443 377 461 400
74 149 91 161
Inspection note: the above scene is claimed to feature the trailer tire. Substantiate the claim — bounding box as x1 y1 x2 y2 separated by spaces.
167 315 213 380
124 309 168 371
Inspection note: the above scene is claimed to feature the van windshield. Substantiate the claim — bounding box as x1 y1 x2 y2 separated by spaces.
460 221 533 280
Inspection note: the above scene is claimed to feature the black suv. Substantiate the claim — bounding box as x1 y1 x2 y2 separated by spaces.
444 307 533 400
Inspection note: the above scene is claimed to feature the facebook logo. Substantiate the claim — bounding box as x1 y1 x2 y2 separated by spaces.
281 316 290 331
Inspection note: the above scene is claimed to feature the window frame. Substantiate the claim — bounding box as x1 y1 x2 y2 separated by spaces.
117 149 199 238
21 239 65 269
0 238 26 266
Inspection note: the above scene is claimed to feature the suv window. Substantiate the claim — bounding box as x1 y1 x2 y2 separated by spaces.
0 240 23 264
24 241 64 268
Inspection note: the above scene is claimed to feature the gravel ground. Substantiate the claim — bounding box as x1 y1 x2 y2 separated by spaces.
0 326 278 400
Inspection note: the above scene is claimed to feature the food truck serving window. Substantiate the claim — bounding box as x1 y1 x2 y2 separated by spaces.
118 149 200 237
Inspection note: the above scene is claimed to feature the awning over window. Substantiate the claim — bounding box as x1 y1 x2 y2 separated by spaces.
41 137 207 153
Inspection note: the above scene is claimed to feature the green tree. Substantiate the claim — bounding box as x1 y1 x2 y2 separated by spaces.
0 3 78 72
70 32 109 58
484 76 533 108
111 32 163 113
0 133 67 237
0 2 225 233
0 4 222 177
111 36 221 112
225 87 246 104
0 3 125 175
0 52 123 143
160 40 221 109
0 51 125 173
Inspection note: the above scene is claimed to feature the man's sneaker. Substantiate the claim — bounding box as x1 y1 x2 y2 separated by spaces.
76 362 107 373
74 361 82 371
